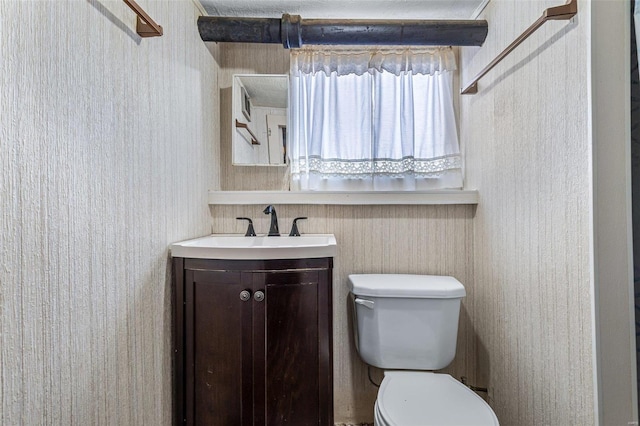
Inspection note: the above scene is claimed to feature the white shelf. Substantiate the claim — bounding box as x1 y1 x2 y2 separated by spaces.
208 190 479 205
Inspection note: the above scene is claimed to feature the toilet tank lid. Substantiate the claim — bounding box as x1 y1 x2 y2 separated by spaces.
348 274 466 298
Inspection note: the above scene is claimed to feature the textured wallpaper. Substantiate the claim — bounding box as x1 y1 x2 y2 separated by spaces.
460 0 594 424
0 0 219 423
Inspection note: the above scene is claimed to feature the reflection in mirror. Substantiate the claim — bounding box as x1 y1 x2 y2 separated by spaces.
232 74 288 166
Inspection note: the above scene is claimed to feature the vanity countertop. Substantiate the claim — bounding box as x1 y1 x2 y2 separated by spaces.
170 233 337 260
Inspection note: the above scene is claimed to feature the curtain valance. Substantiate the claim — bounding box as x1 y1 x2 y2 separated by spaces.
290 46 456 77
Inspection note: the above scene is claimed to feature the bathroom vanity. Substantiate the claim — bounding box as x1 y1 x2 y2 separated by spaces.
171 235 336 426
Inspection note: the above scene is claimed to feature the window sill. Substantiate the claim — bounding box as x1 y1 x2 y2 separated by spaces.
208 190 478 205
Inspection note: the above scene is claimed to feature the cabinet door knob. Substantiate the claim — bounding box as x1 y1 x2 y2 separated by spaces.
239 290 252 302
254 290 265 302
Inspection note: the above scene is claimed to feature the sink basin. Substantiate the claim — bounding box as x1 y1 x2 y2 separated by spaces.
170 234 337 260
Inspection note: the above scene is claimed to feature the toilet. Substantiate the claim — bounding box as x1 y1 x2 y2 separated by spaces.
348 274 499 426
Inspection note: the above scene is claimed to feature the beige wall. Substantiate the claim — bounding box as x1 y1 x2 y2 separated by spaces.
0 0 219 423
211 204 477 423
460 0 595 424
215 43 480 423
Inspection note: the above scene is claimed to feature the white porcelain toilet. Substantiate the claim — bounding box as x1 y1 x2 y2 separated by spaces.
348 274 499 426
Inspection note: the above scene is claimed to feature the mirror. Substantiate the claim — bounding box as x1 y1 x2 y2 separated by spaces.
232 74 289 166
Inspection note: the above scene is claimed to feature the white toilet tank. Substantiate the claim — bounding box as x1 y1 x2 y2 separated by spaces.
348 274 466 370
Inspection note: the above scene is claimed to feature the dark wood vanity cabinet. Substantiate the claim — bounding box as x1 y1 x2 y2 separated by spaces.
173 257 333 426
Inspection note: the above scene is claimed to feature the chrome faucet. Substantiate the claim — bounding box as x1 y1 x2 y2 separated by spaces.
263 205 280 236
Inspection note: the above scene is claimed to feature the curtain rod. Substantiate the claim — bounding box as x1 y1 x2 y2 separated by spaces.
198 14 488 48
461 0 577 95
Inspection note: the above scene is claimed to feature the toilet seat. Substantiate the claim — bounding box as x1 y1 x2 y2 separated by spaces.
374 371 499 426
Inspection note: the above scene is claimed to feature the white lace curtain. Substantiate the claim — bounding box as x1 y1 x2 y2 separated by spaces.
289 46 463 191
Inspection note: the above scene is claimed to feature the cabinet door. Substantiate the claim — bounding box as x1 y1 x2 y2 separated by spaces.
253 269 332 426
185 270 254 426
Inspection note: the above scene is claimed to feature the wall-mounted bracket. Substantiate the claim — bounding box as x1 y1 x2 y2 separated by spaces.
461 0 576 95
123 0 163 37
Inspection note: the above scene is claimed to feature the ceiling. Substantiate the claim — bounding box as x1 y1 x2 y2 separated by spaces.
199 0 489 20
238 75 288 108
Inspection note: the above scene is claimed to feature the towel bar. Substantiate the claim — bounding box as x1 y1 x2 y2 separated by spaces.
461 0 576 95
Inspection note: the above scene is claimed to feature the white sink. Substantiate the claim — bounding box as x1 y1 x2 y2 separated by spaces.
170 234 337 260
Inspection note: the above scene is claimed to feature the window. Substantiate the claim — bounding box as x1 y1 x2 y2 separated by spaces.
289 47 462 191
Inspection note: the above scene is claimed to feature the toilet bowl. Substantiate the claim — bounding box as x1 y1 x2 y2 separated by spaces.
373 371 498 426
348 274 499 426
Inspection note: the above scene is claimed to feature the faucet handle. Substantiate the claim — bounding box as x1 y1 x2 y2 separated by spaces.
236 217 256 237
289 217 308 237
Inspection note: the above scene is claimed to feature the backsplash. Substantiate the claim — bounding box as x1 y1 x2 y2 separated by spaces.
210 203 478 423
